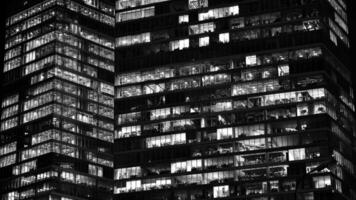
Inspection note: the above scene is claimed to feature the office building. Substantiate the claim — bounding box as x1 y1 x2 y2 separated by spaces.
0 0 115 199
114 0 356 200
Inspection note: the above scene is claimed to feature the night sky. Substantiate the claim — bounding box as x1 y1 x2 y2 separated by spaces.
0 0 355 98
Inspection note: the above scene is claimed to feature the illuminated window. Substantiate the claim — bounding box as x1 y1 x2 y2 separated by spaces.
171 159 202 173
217 127 233 140
0 142 17 156
115 166 141 180
169 39 189 51
116 125 141 138
83 0 99 8
219 33 230 43
288 148 306 161
100 83 114 95
61 171 75 182
330 31 338 46
146 133 186 148
334 13 348 33
143 83 165 94
329 18 349 47
2 192 19 200
12 160 36 175
199 36 209 47
188 0 208 10
4 57 21 72
116 32 151 47
246 55 257 66
198 5 239 21
116 0 169 10
23 105 54 123
1 105 18 120
1 94 19 108
0 154 16 168
313 176 331 188
278 65 290 76
89 164 103 177
213 185 229 198
189 22 215 35
178 15 189 24
1 117 18 131
117 6 155 22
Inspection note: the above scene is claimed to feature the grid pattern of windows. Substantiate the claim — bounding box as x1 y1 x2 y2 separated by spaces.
1 0 115 199
114 1 356 199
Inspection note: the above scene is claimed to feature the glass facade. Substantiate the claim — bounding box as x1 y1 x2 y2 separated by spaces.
0 0 115 199
1 0 356 200
114 1 356 200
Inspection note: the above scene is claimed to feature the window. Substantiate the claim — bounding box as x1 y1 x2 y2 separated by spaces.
278 65 290 76
25 31 56 52
12 160 36 175
24 92 54 111
146 133 186 148
83 0 99 7
217 127 233 140
116 125 141 138
199 36 209 47
23 105 54 123
116 0 169 10
169 39 189 51
334 12 348 33
246 55 258 66
31 130 60 145
313 176 331 189
100 83 114 95
116 32 150 47
143 83 165 94
2 94 19 108
118 112 141 125
79 28 114 49
171 159 202 173
179 15 189 24
150 108 171 120
189 22 215 35
328 0 347 21
202 74 230 86
232 80 284 96
61 171 75 182
2 192 19 200
89 164 103 177
198 5 239 21
115 166 141 180
0 142 17 156
330 30 338 46
329 18 349 47
4 46 21 61
24 55 55 75
0 154 16 168
117 6 155 22
1 117 18 131
1 105 18 120
288 148 306 161
169 77 200 90
219 33 230 43
53 68 92 88
4 57 21 72
213 185 229 198
188 0 208 10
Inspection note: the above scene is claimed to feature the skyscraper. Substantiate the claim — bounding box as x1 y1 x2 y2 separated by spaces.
0 0 115 199
114 0 356 200
1 0 356 200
